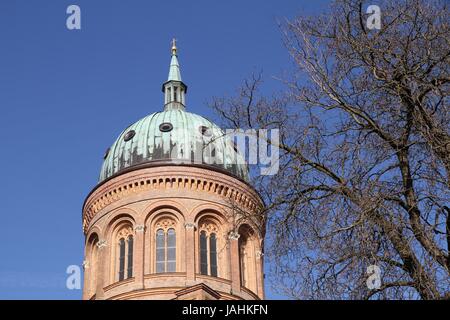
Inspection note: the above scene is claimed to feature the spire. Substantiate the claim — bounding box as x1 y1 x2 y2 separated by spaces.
168 38 182 82
162 38 187 111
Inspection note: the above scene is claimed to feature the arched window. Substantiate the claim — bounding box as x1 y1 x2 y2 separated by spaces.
127 235 133 278
200 231 208 275
156 229 165 273
118 238 126 281
239 236 247 287
167 228 176 272
210 233 218 277
198 222 219 277
155 227 176 273
116 226 134 282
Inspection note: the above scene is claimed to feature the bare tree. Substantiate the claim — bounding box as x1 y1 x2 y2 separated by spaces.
209 0 449 299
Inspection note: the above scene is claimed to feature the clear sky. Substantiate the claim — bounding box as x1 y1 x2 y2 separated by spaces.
0 0 330 299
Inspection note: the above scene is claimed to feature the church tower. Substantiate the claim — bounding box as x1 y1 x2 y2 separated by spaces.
82 41 265 300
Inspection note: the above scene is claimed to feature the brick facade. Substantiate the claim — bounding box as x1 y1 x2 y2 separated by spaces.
82 165 265 300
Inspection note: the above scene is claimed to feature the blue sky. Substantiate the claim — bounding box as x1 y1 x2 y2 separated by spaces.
0 0 330 299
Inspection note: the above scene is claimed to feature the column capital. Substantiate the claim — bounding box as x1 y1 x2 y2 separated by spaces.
134 225 146 233
228 231 240 241
184 222 196 229
97 239 107 248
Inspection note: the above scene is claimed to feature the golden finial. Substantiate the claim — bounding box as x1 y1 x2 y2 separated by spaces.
171 38 177 55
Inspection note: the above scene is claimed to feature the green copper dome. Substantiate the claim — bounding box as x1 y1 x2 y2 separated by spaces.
99 109 249 182
98 40 248 183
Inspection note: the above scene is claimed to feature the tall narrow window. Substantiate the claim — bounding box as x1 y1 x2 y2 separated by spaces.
173 87 178 102
239 238 246 287
116 226 134 282
127 235 133 278
200 231 208 275
199 224 220 278
167 87 171 104
156 229 165 273
210 233 218 277
118 238 125 281
167 229 176 272
155 227 177 273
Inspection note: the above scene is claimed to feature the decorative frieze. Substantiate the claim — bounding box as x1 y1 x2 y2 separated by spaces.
82 170 263 233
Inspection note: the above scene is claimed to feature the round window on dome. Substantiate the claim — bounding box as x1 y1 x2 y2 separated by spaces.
103 147 111 159
124 130 136 142
159 122 173 132
199 126 212 137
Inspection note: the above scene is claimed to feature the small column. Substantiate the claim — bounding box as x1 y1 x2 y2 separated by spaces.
95 239 108 300
185 222 196 283
228 231 241 295
133 225 146 290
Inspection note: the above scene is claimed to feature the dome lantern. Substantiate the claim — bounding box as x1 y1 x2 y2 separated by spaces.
162 38 187 111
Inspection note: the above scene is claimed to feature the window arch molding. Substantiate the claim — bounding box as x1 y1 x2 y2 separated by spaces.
103 211 136 238
85 225 103 242
145 210 184 274
236 220 263 241
191 204 227 226
142 200 188 223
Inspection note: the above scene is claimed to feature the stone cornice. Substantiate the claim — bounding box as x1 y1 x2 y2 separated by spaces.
82 166 264 233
